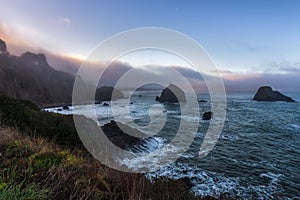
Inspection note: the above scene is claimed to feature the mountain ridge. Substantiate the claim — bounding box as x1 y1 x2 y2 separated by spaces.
0 39 75 106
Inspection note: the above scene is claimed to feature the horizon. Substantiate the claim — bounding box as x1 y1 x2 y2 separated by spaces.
0 0 300 92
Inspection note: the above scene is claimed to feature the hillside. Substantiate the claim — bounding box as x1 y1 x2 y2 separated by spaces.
0 39 75 106
0 94 204 200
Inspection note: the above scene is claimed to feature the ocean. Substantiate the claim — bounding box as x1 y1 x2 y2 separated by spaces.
45 91 300 199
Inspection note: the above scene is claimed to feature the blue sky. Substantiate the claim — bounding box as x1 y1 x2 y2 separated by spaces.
0 0 300 91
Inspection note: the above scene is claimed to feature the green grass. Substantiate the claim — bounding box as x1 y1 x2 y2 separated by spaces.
0 180 48 200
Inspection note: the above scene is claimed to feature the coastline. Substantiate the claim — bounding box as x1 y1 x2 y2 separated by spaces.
0 94 208 199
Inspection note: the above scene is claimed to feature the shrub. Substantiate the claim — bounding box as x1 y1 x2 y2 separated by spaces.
0 94 83 147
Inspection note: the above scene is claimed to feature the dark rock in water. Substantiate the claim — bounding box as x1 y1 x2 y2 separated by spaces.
198 99 207 103
138 95 142 97
63 105 70 110
253 86 295 102
57 108 62 111
0 39 7 52
156 84 186 103
101 120 155 152
155 96 160 101
103 102 109 106
130 102 134 104
202 111 213 120
95 86 124 102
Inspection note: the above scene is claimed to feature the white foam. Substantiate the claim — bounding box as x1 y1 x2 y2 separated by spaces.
118 142 179 172
290 124 300 129
145 162 286 199
221 134 240 142
259 172 282 185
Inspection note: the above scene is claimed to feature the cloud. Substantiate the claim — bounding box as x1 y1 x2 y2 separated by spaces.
230 40 260 52
1 23 299 92
222 62 300 92
60 18 72 26
210 69 233 75
0 23 83 74
0 23 40 54
251 61 300 74
223 70 300 92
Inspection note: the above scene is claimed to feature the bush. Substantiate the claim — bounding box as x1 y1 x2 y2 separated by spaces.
0 94 82 147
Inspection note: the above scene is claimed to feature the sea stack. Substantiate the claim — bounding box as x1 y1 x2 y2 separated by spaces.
253 86 295 102
202 111 213 120
156 84 186 103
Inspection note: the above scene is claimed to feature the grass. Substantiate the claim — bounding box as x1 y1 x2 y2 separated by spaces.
0 94 214 200
0 127 203 200
0 180 48 200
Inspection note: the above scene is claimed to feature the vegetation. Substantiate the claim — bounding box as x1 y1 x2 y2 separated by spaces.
0 181 48 200
0 94 81 147
0 94 207 200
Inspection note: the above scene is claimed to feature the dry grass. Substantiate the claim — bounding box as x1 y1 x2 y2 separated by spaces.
0 127 204 200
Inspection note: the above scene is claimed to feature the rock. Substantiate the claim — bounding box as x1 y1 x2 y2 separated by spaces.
198 99 207 103
20 52 49 67
101 120 149 151
202 111 213 120
138 95 142 97
103 102 109 106
63 105 70 110
57 108 62 111
95 86 124 102
179 177 195 189
0 39 7 52
253 86 295 102
156 84 186 103
130 102 134 104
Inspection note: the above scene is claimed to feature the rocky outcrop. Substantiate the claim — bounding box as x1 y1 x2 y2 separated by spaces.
156 84 186 103
95 86 124 102
198 99 207 103
63 106 70 110
202 111 213 120
253 86 295 102
0 39 7 52
101 120 158 152
20 52 48 67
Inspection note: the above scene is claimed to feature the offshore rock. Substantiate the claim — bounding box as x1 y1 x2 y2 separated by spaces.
253 86 295 102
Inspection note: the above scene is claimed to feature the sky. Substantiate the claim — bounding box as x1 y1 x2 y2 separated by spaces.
0 0 300 91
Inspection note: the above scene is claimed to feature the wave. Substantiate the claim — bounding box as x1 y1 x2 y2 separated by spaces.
130 137 165 153
290 124 300 129
118 140 179 172
146 163 285 199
